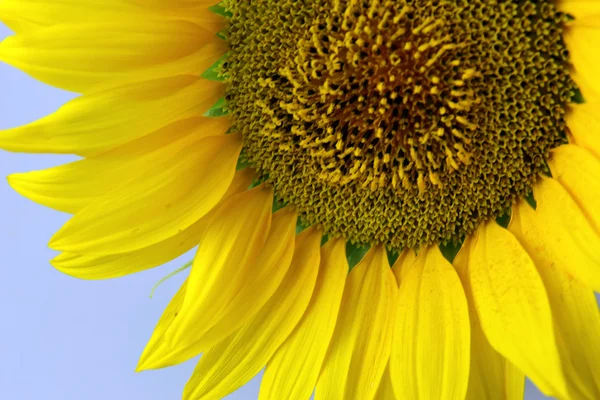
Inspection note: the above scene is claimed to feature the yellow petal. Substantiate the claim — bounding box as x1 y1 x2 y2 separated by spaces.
466 319 525 400
375 365 397 400
549 144 600 233
167 187 284 351
529 176 600 291
0 75 221 155
133 0 218 9
0 0 223 33
565 25 600 97
183 227 322 400
0 22 225 93
574 69 600 104
509 204 600 399
138 278 189 372
165 184 273 344
132 3 225 32
390 246 470 400
545 275 600 400
453 238 525 400
559 0 600 24
8 117 229 214
136 184 279 370
0 0 144 33
180 207 297 353
467 221 568 398
567 103 600 159
49 134 241 255
316 246 397 400
52 168 254 280
259 237 347 400
391 248 416 284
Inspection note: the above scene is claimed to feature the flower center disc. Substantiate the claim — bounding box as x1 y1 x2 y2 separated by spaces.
224 0 574 248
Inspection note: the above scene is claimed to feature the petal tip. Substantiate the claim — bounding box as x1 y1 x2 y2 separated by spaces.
135 347 164 372
48 230 68 251
7 172 28 193
135 352 171 372
49 256 83 280
135 358 149 373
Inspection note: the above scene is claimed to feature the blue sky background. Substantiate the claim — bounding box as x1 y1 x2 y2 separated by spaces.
0 22 550 400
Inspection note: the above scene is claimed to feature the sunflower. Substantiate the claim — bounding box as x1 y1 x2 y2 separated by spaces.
1 0 600 398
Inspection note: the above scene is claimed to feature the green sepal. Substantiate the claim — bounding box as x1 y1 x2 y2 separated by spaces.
295 219 309 234
209 3 232 18
439 239 463 264
203 97 228 117
496 208 512 228
387 249 400 266
216 29 228 41
572 88 585 104
272 196 287 212
249 178 262 189
236 152 249 171
149 260 192 298
201 54 228 81
525 191 537 210
346 242 370 271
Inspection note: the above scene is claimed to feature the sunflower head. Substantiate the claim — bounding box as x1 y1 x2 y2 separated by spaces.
225 0 575 249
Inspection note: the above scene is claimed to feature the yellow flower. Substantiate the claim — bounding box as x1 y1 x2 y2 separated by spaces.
1 0 600 399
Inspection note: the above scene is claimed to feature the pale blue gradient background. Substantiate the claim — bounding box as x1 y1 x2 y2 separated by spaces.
0 22 548 400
